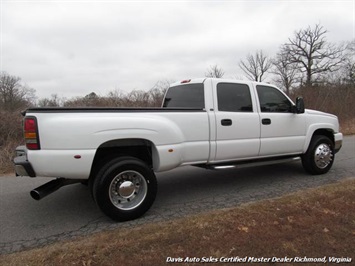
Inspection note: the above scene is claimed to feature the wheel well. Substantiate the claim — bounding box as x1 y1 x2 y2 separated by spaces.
312 129 334 144
89 139 154 182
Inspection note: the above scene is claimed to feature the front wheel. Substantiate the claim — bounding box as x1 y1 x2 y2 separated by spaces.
93 157 157 221
302 135 334 175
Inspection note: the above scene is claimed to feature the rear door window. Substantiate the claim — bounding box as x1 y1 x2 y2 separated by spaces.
217 83 253 112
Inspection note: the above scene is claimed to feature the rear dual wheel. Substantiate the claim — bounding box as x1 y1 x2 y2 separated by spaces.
93 157 157 221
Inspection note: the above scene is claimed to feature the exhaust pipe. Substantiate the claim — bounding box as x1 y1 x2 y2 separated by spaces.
30 178 81 200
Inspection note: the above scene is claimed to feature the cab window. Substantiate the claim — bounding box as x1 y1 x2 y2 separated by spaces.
217 83 253 112
256 85 292 113
163 84 204 109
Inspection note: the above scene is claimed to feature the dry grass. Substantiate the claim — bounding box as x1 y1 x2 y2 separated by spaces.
340 118 355 135
1 178 354 266
0 111 23 174
0 140 21 175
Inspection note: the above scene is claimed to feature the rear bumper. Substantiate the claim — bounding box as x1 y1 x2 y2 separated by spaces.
334 133 343 154
14 146 36 177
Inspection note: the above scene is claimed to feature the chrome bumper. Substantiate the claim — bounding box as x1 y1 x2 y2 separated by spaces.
14 146 36 177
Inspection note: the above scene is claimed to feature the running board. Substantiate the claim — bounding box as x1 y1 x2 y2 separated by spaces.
200 156 301 170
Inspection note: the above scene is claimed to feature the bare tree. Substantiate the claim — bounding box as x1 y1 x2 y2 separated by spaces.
0 72 35 172
341 40 355 85
239 50 272 82
64 92 107 107
205 65 225 78
148 80 170 106
105 89 126 107
0 72 36 111
126 90 151 107
37 94 63 107
284 24 345 87
272 47 298 95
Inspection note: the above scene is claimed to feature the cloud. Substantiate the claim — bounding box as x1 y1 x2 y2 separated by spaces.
1 1 353 99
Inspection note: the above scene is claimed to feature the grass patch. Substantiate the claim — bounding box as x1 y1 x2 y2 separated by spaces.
1 178 354 265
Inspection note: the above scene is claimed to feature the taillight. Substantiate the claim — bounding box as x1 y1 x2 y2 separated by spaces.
24 117 40 150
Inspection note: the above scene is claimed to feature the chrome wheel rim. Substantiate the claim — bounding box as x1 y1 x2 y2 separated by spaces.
314 143 333 169
109 170 147 210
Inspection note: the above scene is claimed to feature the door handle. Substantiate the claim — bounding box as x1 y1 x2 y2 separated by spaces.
262 118 271 125
221 119 232 126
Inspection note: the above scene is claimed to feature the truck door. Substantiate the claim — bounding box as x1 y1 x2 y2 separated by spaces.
256 85 306 156
213 81 260 161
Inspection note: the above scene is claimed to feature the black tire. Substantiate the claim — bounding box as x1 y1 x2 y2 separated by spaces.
93 156 157 221
302 135 334 175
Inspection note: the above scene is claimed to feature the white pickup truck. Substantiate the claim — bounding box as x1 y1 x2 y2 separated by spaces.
14 78 343 221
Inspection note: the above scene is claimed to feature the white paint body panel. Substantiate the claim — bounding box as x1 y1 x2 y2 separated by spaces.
29 111 210 178
24 78 342 180
211 79 261 161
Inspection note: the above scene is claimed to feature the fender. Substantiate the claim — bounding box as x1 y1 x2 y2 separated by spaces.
303 123 337 152
91 116 190 171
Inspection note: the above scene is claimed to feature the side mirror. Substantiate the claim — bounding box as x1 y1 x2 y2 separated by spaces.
295 97 305 114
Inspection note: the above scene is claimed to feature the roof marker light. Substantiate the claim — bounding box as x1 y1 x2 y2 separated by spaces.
181 79 191 84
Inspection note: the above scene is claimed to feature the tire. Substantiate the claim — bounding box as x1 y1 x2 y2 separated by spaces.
302 135 334 175
93 156 157 221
